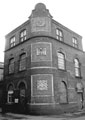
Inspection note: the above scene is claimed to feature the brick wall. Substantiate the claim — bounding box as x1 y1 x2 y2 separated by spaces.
4 3 85 114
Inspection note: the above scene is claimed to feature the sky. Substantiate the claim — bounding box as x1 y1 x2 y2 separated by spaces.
0 0 85 62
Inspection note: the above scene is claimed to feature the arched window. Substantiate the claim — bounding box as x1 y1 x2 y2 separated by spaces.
57 52 65 70
74 58 81 77
59 81 67 103
19 53 26 71
9 58 14 74
18 82 26 104
18 82 26 97
7 84 14 103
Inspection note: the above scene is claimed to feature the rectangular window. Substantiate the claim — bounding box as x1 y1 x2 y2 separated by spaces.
20 29 26 42
8 91 14 103
72 37 78 48
56 29 63 41
10 36 15 47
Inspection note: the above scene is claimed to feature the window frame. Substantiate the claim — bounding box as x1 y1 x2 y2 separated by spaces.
20 29 26 42
7 84 14 104
57 52 65 70
10 36 15 48
7 91 14 104
74 58 81 77
56 28 63 41
19 53 26 71
72 37 78 48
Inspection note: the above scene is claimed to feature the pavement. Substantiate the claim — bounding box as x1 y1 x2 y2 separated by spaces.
0 109 85 120
4 110 85 120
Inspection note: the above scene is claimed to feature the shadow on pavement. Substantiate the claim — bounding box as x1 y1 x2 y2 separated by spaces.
45 111 85 119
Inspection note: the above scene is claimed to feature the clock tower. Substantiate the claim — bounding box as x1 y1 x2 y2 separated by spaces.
30 3 52 34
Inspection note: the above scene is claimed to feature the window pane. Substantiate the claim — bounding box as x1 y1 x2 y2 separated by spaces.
72 38 75 43
60 31 62 37
19 59 26 70
10 36 15 47
8 85 14 103
8 91 14 103
56 29 59 35
19 54 26 71
72 37 78 48
58 52 64 58
24 36 26 40
24 30 26 35
58 52 65 70
75 68 79 76
60 37 63 41
56 29 63 41
56 36 59 40
75 39 77 44
20 30 26 42
21 32 23 37
74 59 80 77
75 59 79 67
21 38 23 42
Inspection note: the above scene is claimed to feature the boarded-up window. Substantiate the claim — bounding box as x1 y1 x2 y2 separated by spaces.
59 81 67 103
19 53 26 71
18 82 26 104
9 58 14 74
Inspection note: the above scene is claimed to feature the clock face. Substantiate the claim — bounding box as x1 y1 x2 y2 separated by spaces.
31 17 51 32
36 18 46 26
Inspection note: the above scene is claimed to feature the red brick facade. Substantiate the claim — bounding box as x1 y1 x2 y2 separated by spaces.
4 3 85 114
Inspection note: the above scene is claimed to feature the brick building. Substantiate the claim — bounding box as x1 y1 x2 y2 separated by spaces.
0 62 4 108
3 3 85 114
